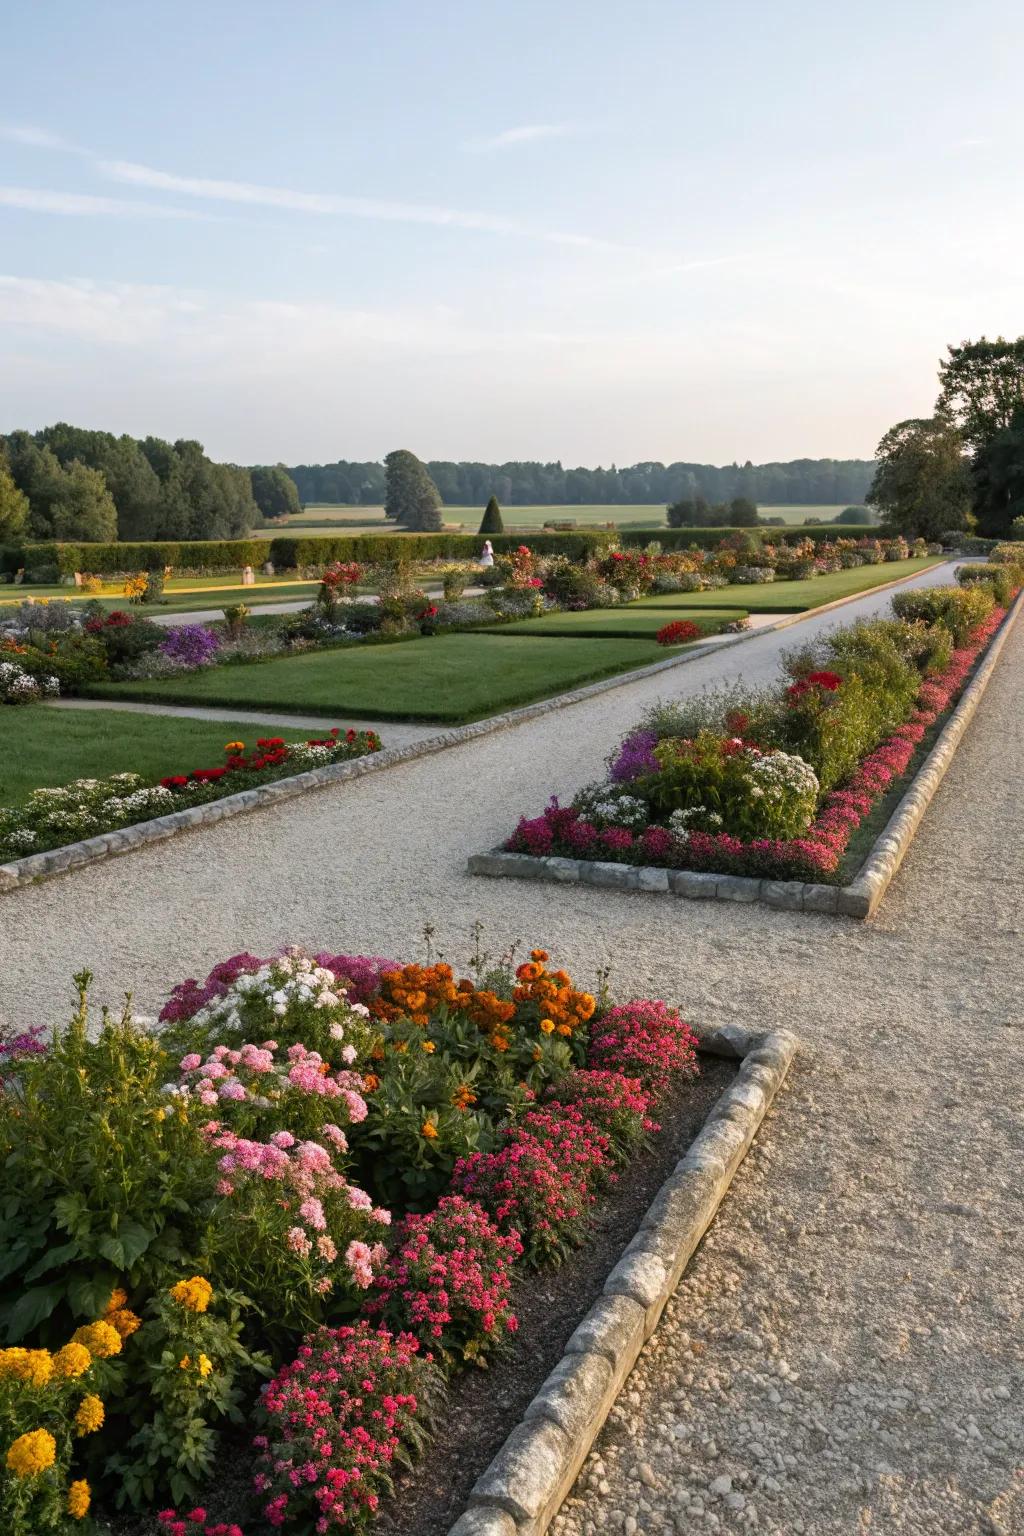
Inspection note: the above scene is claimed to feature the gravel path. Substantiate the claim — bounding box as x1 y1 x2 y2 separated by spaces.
3 558 1019 1531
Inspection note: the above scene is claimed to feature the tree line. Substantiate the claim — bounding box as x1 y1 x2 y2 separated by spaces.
0 423 305 545
868 337 1024 540
286 455 875 508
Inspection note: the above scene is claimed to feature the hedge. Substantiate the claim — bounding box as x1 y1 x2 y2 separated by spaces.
20 540 270 578
13 530 616 578
617 525 882 552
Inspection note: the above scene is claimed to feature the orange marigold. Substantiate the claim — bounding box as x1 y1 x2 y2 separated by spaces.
170 1276 213 1313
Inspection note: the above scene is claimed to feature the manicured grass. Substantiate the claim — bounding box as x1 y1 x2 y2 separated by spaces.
629 558 943 613
0 581 322 616
477 606 744 640
0 709 318 809
277 503 861 531
82 633 665 724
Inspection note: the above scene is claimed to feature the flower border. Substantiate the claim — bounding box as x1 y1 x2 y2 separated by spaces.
469 586 1024 920
447 1020 798 1536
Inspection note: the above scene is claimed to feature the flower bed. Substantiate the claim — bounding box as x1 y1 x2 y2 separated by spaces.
502 584 1016 885
0 940 710 1534
0 730 381 863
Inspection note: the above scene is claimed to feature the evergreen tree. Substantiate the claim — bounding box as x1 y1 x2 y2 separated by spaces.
479 495 504 534
384 449 443 530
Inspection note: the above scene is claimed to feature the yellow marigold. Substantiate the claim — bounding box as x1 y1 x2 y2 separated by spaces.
74 1394 104 1436
67 1479 91 1519
106 1307 141 1339
53 1342 92 1379
539 1018 555 1034
421 1121 439 1140
72 1321 122 1359
224 740 245 753
6 1428 56 1478
169 1276 213 1313
104 1287 128 1314
179 1355 191 1370
197 1353 213 1378
0 1348 53 1387
420 1040 436 1053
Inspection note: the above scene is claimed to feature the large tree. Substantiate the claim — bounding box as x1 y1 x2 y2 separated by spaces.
251 464 301 521
384 449 443 531
971 405 1024 538
0 451 29 542
937 336 1024 454
866 416 972 540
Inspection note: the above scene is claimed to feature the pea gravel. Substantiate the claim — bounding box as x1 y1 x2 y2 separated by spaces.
2 558 1020 1533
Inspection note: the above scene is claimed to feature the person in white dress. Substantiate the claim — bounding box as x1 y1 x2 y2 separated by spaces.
479 539 495 568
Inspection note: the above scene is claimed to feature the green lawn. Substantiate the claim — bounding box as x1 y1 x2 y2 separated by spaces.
82 633 665 724
275 503 862 532
477 606 743 640
0 709 318 809
629 558 943 613
0 580 322 616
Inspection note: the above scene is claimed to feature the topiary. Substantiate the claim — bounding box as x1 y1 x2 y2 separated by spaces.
479 495 505 535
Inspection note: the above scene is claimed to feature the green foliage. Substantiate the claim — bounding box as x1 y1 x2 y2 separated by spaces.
639 731 819 838
891 583 995 645
17 633 109 693
250 464 301 522
836 506 872 524
956 562 1013 605
937 335 1024 453
0 455 29 542
104 1285 269 1510
970 404 1024 537
479 495 505 534
21 538 269 578
384 449 443 531
268 528 615 569
618 526 879 552
0 977 213 1346
867 416 972 539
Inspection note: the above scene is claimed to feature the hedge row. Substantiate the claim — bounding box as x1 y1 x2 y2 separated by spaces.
617 525 882 551
10 530 616 578
6 525 880 580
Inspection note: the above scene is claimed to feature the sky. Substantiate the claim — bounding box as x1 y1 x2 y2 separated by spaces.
1 0 1022 469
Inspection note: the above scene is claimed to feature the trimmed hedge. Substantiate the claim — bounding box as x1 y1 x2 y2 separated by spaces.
266 530 615 568
617 525 882 552
21 540 270 578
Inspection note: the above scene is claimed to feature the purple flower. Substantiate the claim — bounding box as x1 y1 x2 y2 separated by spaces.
609 730 659 782
159 624 221 668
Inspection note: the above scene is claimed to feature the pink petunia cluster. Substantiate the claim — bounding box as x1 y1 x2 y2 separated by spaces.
253 1323 432 1530
366 1196 521 1362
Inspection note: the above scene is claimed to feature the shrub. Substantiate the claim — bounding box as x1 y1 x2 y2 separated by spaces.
956 563 1013 605
0 659 58 705
366 1196 520 1367
84 611 162 665
0 977 214 1345
541 557 609 610
545 1069 656 1161
891 584 995 645
252 1323 438 1531
655 619 701 646
158 626 220 669
642 732 820 839
16 633 107 692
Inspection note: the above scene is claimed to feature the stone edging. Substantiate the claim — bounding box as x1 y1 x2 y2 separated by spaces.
0 560 952 894
447 1021 799 1536
468 586 1023 921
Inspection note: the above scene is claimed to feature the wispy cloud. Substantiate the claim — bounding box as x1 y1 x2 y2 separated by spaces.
0 186 217 221
465 123 577 152
0 123 90 154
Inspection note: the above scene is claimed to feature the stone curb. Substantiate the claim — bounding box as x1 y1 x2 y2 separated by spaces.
448 1022 798 1536
0 559 953 895
468 585 1023 923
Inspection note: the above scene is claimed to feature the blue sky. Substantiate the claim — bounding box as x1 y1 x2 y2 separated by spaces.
1 0 1021 467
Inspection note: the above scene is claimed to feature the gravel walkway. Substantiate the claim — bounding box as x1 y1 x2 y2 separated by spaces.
3 559 1019 1531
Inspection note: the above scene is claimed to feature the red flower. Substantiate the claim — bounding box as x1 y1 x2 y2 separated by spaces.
161 775 189 789
655 619 701 646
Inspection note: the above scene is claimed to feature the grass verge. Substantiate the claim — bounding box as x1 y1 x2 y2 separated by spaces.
80 633 665 724
628 558 942 613
477 606 743 640
0 709 318 809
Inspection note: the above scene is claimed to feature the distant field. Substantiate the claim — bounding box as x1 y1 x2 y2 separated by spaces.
263 503 864 535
